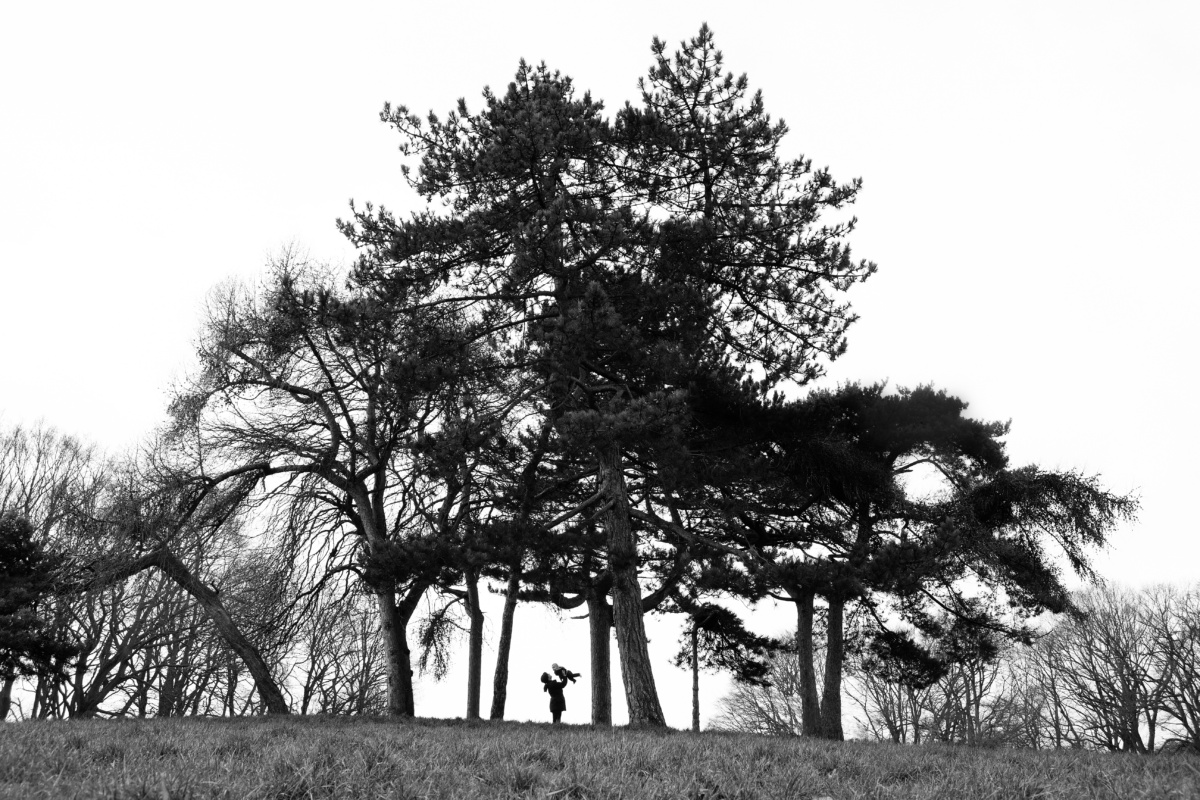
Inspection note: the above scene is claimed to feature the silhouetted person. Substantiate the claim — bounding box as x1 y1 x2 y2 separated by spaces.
552 663 580 683
541 671 568 724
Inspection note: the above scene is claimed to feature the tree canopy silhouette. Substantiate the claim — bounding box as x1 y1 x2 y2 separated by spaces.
340 23 875 725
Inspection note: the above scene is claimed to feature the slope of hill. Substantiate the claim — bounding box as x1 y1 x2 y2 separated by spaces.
0 716 1197 799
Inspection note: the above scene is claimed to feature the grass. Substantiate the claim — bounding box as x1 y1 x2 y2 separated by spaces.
0 716 1197 799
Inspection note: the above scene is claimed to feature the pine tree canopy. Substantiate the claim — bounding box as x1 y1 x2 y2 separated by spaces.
0 512 76 677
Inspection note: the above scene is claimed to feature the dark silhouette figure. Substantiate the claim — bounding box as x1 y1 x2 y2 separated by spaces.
541 672 568 723
552 663 580 683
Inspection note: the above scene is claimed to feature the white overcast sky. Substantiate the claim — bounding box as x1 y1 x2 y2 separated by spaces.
2 2 1197 727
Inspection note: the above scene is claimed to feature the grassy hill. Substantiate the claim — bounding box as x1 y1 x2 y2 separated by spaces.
0 716 1197 799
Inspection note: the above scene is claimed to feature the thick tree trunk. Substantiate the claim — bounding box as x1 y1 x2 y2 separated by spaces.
149 550 288 715
596 444 665 727
377 590 415 716
0 674 14 720
489 568 521 720
691 624 700 732
792 587 822 737
586 592 613 726
820 594 845 741
465 569 484 720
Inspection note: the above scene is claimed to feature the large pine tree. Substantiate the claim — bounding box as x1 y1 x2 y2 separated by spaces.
650 382 1136 739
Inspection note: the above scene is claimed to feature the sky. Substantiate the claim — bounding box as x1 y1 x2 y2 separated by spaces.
2 1 1198 729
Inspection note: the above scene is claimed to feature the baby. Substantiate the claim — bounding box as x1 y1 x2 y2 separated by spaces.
552 663 580 683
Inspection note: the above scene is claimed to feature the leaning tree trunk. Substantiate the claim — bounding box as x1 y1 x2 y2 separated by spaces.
465 568 484 720
489 567 522 719
820 594 845 741
151 549 290 715
791 586 822 737
586 592 613 726
596 444 665 727
79 548 290 715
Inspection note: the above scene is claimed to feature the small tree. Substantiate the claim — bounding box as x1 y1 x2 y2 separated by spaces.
670 598 777 731
0 512 76 717
1039 586 1167 752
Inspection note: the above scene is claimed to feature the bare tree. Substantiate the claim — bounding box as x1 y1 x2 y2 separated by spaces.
994 645 1057 750
1018 628 1083 748
919 647 1011 745
710 636 815 736
1144 584 1200 751
0 422 100 719
36 570 183 718
131 588 230 717
0 423 98 538
1039 586 1169 752
847 661 930 744
289 583 386 715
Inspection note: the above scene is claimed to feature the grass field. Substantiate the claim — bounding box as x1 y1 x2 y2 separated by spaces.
1 716 1197 799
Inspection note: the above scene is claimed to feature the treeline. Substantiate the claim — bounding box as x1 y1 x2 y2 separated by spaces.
1 26 1136 737
714 584 1200 753
0 423 389 719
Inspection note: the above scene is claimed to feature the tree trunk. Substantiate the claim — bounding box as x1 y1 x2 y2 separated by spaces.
691 624 700 732
376 590 414 716
0 674 14 720
587 592 613 726
153 549 290 715
596 444 665 727
792 587 822 737
465 568 484 720
962 666 976 746
396 582 429 715
910 691 922 745
157 634 179 718
820 594 845 741
224 655 239 716
489 567 522 719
